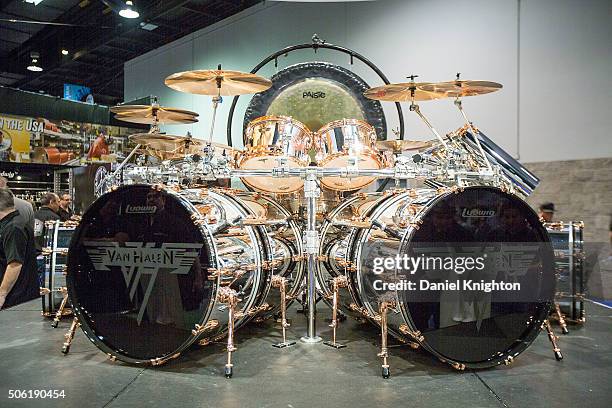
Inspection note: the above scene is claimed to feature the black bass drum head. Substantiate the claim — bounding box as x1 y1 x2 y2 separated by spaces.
400 187 555 368
67 185 216 364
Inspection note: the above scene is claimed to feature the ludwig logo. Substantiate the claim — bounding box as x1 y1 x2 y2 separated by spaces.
84 241 203 324
302 91 326 99
462 208 496 218
125 205 157 214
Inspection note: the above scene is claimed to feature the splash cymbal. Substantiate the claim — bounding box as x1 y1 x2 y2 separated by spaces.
111 105 199 125
419 80 502 97
376 140 432 153
364 82 443 102
164 69 272 96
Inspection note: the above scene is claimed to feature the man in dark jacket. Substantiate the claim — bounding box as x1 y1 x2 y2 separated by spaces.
34 192 60 252
57 192 74 221
0 188 38 309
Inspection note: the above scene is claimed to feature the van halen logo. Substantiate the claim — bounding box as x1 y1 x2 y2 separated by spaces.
84 241 202 325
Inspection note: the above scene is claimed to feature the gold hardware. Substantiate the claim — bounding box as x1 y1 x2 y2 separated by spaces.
192 319 220 336
543 319 563 361
377 300 397 378
235 303 273 320
107 354 117 362
150 353 180 366
324 276 349 348
61 317 80 354
217 287 239 378
271 276 296 348
451 362 466 371
398 323 424 342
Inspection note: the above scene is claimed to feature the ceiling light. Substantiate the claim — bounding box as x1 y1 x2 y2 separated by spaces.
61 49 69 55
24 0 45 5
27 52 43 72
119 1 139 19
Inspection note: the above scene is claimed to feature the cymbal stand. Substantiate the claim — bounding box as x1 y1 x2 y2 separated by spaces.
407 75 448 150
208 64 223 145
452 73 492 171
271 275 296 348
323 276 348 349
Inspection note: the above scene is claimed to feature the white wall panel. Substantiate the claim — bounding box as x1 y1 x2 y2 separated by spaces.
124 0 611 161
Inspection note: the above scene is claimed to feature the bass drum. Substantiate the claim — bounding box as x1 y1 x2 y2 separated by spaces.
66 184 273 365
333 186 555 369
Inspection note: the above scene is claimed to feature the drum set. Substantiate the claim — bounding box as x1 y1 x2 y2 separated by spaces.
60 68 562 379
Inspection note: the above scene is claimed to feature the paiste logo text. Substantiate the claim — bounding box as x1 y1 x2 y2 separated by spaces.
85 241 202 324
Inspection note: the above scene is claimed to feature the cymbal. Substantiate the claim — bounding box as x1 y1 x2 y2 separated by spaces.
130 133 203 150
111 105 199 125
419 80 502 97
205 141 243 153
164 69 272 96
364 82 444 102
376 140 432 153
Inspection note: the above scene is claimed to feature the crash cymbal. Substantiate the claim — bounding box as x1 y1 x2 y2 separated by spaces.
364 82 444 102
164 69 272 96
376 139 432 153
419 80 502 97
111 105 199 125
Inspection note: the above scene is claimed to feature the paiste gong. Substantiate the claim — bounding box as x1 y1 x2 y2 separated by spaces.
245 62 387 139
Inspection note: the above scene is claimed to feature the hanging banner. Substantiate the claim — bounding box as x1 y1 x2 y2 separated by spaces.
0 113 140 165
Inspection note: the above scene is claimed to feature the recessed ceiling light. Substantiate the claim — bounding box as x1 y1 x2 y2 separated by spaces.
24 0 45 5
140 22 158 31
27 52 43 72
119 1 139 19
61 49 69 55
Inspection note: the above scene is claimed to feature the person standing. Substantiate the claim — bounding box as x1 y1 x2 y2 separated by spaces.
0 188 38 309
0 176 34 232
538 202 555 223
33 192 60 252
57 192 74 221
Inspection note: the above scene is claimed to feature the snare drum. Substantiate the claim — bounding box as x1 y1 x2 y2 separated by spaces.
314 119 385 191
238 116 312 194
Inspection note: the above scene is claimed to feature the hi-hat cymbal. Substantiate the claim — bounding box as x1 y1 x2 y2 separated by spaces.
376 140 432 153
129 133 203 149
164 69 272 96
111 105 199 125
364 82 444 102
419 80 503 97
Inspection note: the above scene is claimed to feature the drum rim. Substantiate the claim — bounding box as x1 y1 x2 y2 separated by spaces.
66 184 219 365
246 115 312 134
349 186 555 368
